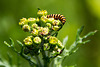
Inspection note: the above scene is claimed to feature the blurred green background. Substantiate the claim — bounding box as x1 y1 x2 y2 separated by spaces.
0 0 100 67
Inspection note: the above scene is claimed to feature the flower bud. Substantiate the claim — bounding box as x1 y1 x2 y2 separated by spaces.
43 37 47 41
27 36 33 39
31 23 38 29
39 27 49 36
57 48 61 54
20 18 27 22
19 18 28 25
43 10 47 15
47 36 51 39
52 26 60 31
19 21 24 26
47 18 54 23
58 40 64 48
54 45 58 51
51 48 61 56
22 24 30 32
28 18 36 24
37 10 44 17
36 18 39 23
23 37 33 45
42 27 49 35
49 36 58 45
52 20 60 26
37 27 43 32
33 37 41 44
40 16 47 23
31 29 38 36
51 51 58 56
46 23 51 28
43 43 50 50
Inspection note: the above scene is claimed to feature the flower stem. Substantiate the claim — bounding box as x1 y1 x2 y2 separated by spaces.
35 55 42 67
41 38 50 67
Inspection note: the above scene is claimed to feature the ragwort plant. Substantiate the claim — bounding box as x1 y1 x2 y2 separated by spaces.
3 9 97 67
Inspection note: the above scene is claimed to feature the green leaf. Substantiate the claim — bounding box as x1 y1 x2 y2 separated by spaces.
17 40 24 47
63 36 68 46
4 41 11 47
76 26 84 42
9 38 14 47
82 30 97 39
65 26 97 58
82 40 91 44
68 42 77 52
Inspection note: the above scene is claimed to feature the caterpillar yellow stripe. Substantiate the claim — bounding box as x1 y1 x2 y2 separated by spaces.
47 14 66 24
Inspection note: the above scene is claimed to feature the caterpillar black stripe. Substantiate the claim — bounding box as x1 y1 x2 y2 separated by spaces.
47 14 66 24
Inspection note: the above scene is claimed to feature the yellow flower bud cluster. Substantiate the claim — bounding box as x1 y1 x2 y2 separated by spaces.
19 9 64 56
48 36 64 53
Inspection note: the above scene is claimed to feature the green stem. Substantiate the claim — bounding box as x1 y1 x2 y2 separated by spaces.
11 46 37 67
20 48 37 67
42 51 49 67
35 55 42 67
41 38 50 67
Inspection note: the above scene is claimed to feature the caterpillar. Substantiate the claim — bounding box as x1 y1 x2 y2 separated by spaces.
47 14 66 25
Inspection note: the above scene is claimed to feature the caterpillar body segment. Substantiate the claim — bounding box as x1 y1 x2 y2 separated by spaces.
47 14 66 24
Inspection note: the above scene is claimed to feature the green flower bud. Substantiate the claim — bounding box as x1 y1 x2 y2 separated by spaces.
31 29 38 36
52 26 60 31
43 10 47 15
52 20 60 26
49 36 58 45
43 37 47 41
54 45 58 51
51 48 61 56
22 24 30 32
40 16 47 23
31 23 38 28
47 18 54 23
28 18 36 24
37 10 44 17
46 23 51 28
51 51 58 56
23 37 33 45
33 37 41 44
43 43 50 50
58 40 64 48
19 18 28 25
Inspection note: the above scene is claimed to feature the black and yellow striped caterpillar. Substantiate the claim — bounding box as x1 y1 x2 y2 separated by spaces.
47 14 66 25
